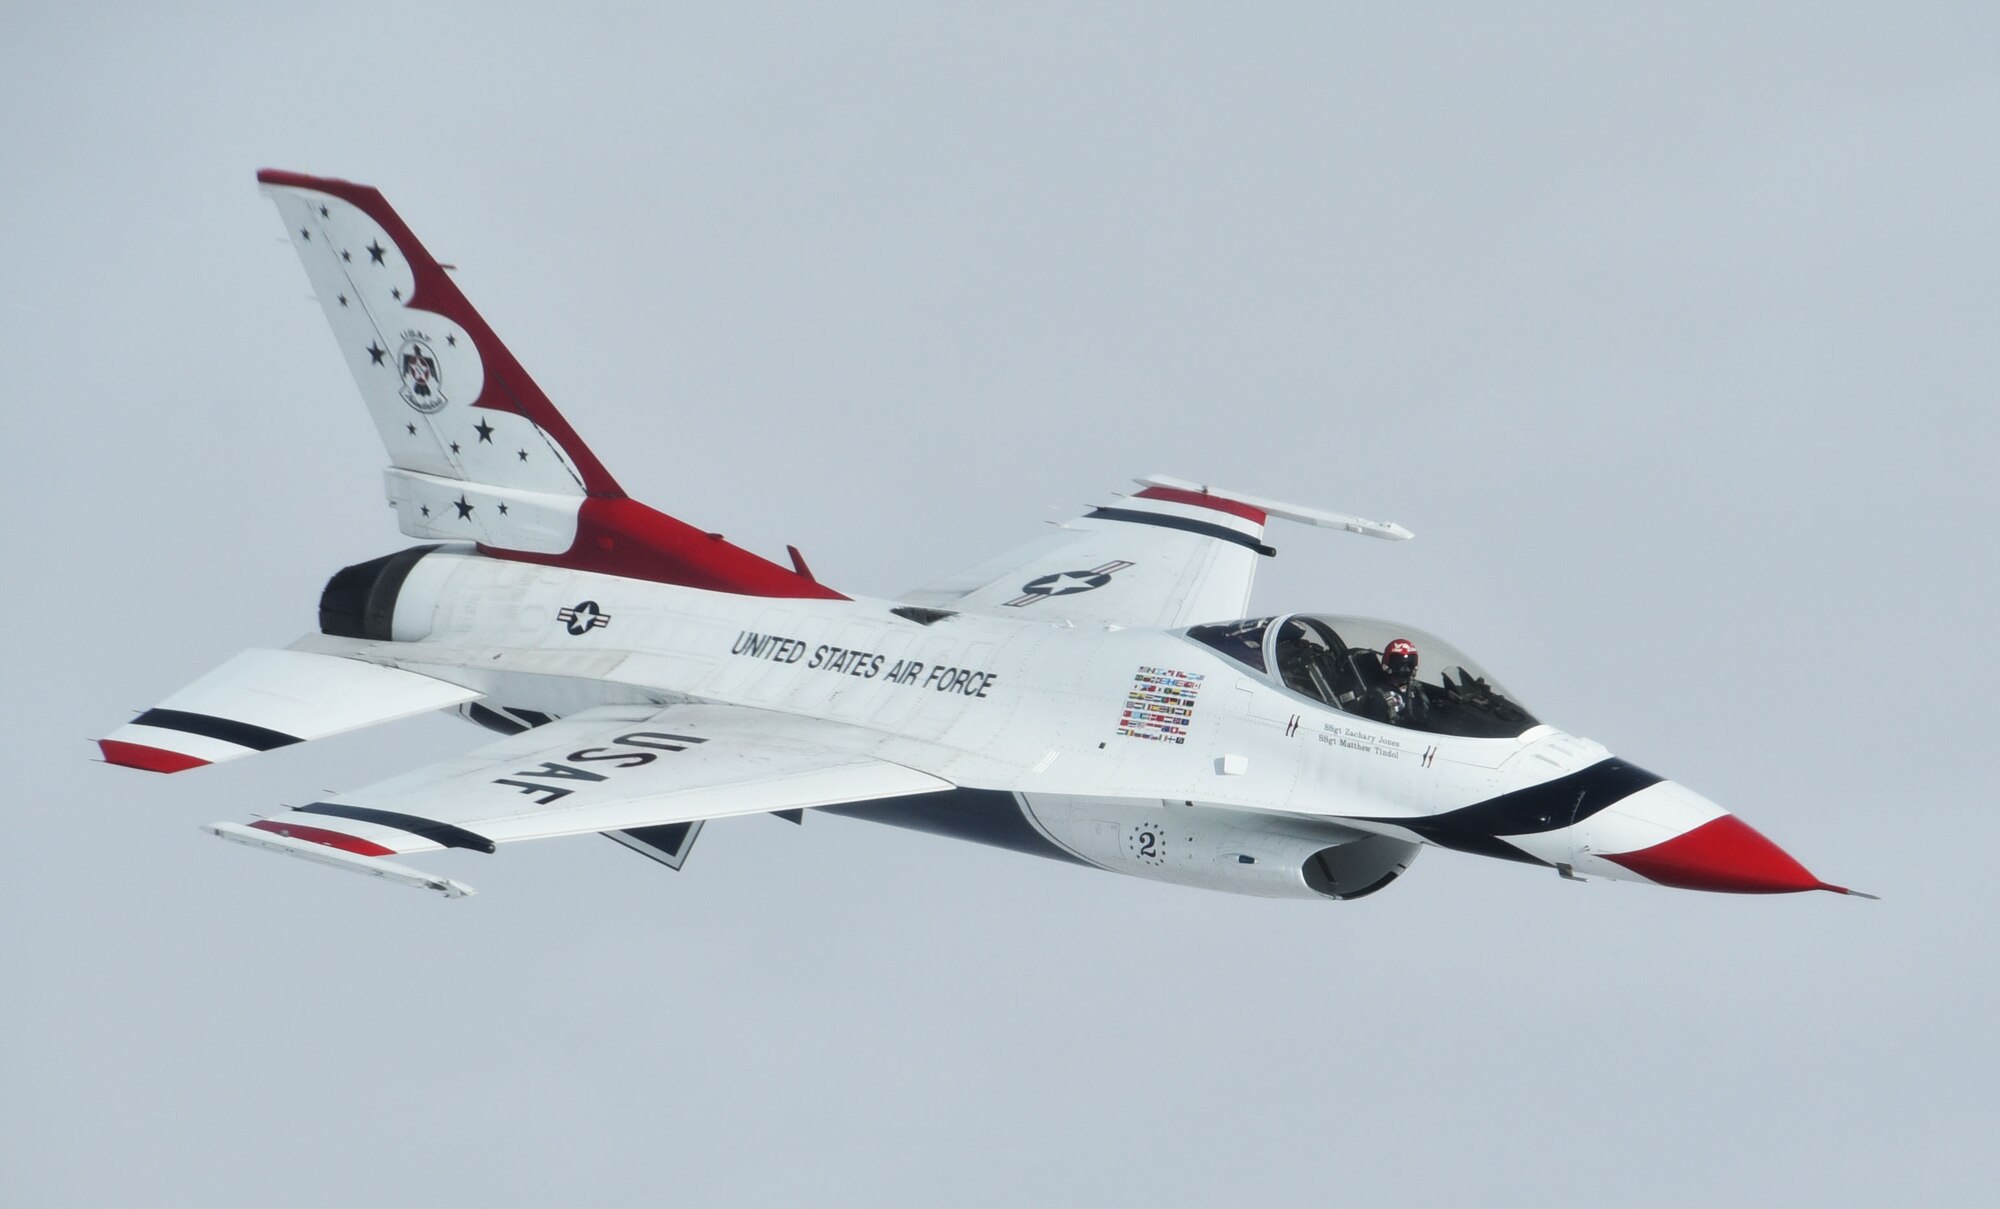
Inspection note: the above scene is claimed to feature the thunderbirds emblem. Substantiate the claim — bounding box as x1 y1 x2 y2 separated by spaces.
397 331 447 413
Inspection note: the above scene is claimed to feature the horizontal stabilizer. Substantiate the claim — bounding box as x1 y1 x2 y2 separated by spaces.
100 648 478 773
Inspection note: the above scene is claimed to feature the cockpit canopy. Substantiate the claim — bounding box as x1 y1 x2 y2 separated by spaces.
1186 614 1540 740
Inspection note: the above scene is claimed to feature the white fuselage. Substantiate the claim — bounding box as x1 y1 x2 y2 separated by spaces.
313 545 1670 899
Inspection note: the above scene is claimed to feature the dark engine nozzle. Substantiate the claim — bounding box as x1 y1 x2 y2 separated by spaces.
319 545 441 640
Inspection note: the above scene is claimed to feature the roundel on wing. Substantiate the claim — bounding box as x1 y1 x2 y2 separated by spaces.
1023 569 1116 597
1003 560 1136 609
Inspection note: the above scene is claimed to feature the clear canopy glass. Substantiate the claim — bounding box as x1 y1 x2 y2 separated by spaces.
1186 614 1539 739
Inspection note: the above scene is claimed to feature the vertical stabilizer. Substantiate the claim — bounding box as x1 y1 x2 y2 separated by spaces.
257 170 840 599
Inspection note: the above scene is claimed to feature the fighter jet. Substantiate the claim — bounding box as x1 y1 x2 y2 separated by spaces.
97 170 1867 902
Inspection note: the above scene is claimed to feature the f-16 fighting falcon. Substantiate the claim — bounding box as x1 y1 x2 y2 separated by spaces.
96 171 1869 902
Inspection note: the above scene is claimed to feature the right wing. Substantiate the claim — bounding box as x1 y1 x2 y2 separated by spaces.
899 475 1410 629
208 703 953 896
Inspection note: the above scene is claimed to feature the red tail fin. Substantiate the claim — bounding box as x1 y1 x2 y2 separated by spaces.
258 170 841 600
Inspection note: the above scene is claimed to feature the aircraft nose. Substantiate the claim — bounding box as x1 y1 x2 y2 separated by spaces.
1584 781 1861 896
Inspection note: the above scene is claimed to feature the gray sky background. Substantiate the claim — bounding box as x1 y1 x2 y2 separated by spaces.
4 4 1994 1205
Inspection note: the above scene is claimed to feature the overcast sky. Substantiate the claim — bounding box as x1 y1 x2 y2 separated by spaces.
4 4 1995 1205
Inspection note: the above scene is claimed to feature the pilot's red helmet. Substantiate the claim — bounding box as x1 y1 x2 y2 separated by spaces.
1383 638 1418 676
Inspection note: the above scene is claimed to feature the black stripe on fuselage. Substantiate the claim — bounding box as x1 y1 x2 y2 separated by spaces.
821 789 1092 867
1085 507 1277 556
296 803 497 854
1351 757 1665 866
131 708 302 752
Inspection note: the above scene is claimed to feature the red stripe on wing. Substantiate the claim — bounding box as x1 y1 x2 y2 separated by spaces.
1134 485 1268 524
98 740 210 774
249 819 397 858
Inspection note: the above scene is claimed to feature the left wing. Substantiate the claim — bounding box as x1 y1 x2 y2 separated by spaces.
899 475 1411 629
208 703 952 896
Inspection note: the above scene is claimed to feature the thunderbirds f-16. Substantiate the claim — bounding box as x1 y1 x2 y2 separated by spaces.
97 170 1867 903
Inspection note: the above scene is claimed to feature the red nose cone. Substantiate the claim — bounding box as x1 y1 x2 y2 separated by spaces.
1605 814 1833 894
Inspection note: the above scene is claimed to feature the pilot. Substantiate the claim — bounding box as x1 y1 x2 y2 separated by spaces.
1376 637 1428 725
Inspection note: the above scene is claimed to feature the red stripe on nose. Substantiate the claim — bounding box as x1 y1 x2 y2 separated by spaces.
1604 814 1830 894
